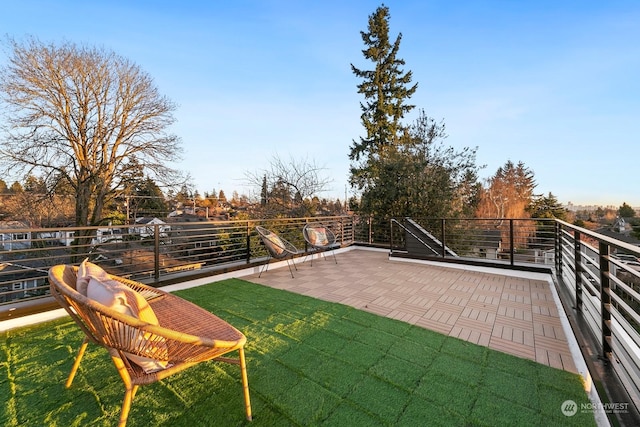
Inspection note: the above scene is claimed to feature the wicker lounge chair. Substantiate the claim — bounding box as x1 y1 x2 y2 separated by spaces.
302 223 338 266
48 264 252 427
256 226 298 278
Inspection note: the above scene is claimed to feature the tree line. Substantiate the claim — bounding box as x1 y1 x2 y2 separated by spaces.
0 175 346 227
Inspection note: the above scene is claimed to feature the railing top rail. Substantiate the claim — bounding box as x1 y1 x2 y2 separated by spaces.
556 219 640 255
0 215 354 233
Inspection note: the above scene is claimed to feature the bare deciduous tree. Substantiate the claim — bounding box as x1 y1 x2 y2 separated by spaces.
0 37 183 234
476 160 536 224
475 160 537 247
2 190 75 227
244 154 332 217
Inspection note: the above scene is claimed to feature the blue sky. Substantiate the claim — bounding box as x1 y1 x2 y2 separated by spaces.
2 1 639 207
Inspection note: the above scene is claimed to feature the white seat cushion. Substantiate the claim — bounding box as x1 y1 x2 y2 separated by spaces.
77 258 111 295
86 276 169 373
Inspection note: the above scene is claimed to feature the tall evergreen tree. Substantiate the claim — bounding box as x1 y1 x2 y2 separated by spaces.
350 5 417 197
136 177 168 216
349 6 481 223
529 192 567 220
619 202 636 218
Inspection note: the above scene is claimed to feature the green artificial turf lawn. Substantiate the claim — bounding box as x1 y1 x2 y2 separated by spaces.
1 278 596 426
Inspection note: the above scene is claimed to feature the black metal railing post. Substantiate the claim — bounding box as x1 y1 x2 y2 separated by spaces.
154 224 160 282
389 218 395 254
574 230 582 311
441 219 446 258
599 241 613 358
246 222 252 264
555 222 562 277
509 219 515 266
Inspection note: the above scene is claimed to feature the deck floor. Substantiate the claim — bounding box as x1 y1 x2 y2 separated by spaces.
245 248 578 373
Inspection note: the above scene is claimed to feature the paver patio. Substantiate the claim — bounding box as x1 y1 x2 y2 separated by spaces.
245 248 578 373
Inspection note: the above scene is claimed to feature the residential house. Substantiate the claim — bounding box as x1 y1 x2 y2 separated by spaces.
0 262 47 303
0 221 32 251
474 229 502 259
129 217 171 239
94 227 124 244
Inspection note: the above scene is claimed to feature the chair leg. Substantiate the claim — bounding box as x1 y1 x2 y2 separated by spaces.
131 385 140 401
258 258 271 278
66 336 90 388
239 347 253 421
111 352 135 427
308 248 322 266
285 259 295 278
260 255 296 278
119 387 135 427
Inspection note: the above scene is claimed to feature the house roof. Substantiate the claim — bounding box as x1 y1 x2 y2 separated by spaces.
91 248 183 277
0 221 30 231
134 217 166 225
595 227 640 246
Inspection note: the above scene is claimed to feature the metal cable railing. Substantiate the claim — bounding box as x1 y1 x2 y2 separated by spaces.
390 217 557 267
556 219 640 413
0 216 357 318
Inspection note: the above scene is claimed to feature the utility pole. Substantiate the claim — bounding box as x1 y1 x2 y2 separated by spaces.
125 196 130 224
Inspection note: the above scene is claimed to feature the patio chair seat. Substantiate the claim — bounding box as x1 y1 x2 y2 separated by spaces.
48 264 252 427
303 223 338 266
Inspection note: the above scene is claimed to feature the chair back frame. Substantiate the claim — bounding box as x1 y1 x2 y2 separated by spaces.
302 223 338 265
255 226 298 278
